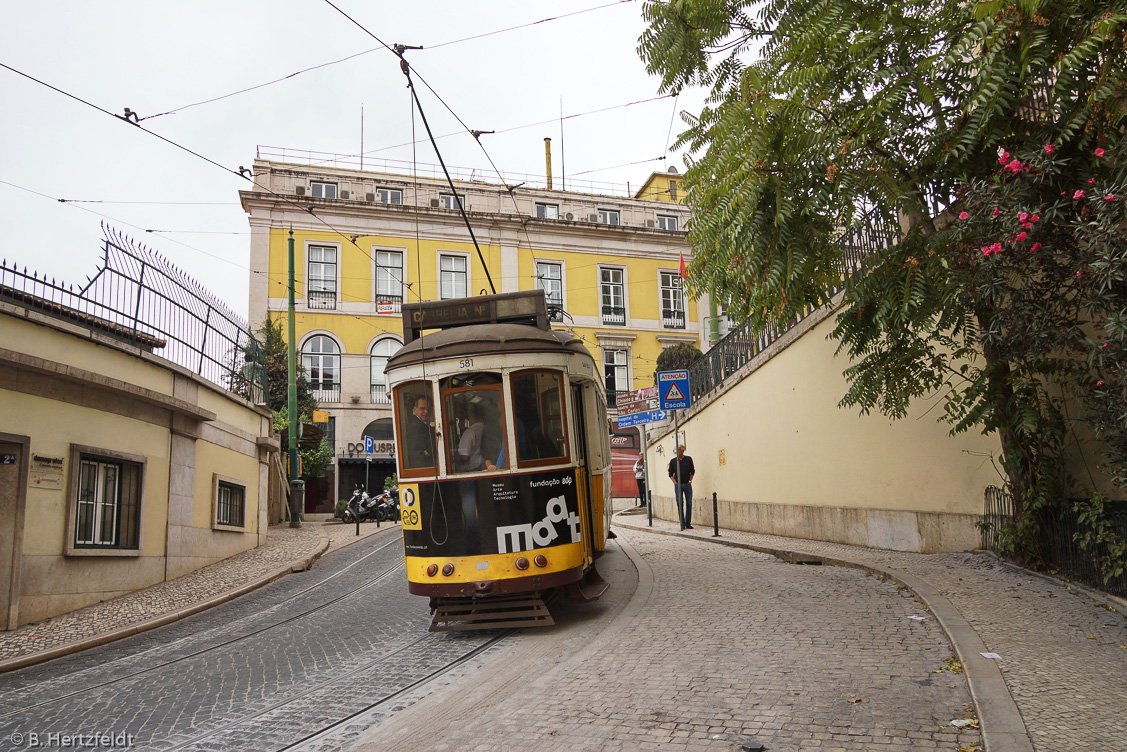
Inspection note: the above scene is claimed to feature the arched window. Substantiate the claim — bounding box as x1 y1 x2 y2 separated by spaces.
370 338 400 403
301 335 340 403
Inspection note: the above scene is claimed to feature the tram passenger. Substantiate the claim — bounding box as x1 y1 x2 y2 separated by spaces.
456 404 487 471
404 395 436 469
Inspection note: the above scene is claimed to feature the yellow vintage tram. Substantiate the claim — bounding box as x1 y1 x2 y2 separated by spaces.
386 291 612 631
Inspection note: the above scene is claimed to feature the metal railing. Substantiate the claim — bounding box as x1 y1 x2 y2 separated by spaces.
311 384 341 404
0 224 266 404
687 213 899 403
370 384 391 403
605 389 624 409
307 290 337 310
981 485 1127 598
601 306 626 326
375 294 402 314
662 309 686 329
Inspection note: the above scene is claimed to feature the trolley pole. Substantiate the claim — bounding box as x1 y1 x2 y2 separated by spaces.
286 228 303 528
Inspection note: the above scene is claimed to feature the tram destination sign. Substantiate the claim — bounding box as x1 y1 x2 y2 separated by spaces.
615 386 658 416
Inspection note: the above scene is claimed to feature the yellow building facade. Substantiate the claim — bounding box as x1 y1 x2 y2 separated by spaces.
241 157 704 508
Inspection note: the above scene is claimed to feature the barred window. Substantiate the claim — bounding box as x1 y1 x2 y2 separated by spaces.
216 481 246 527
74 455 141 550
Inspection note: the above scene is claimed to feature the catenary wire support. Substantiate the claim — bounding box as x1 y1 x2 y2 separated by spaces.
395 45 495 294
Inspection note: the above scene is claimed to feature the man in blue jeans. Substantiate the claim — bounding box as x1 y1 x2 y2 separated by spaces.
667 444 695 530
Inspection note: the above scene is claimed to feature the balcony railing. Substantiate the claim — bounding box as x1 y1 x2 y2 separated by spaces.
605 388 624 408
662 309 686 329
375 294 402 315
310 384 341 404
601 305 626 326
370 384 391 403
308 290 337 310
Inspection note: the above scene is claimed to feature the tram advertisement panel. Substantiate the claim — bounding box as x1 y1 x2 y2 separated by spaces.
402 469 580 558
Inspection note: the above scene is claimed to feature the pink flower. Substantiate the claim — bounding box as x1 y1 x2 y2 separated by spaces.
1030 242 1042 253
1095 148 1105 157
981 246 992 257
1015 231 1028 242
1077 271 1083 278
1030 213 1040 222
1021 221 1033 229
1106 195 1116 201
1006 160 1023 174
999 151 1011 165
1088 178 1096 186
1104 342 1110 348
1097 380 1105 387
1044 144 1055 154
992 207 1000 217
1017 212 1029 222
958 211 969 220
990 243 1002 254
1074 190 1086 200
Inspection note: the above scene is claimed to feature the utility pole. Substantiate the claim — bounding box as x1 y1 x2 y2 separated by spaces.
287 228 303 527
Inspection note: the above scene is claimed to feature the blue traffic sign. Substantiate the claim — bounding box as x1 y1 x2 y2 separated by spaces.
363 436 374 454
657 370 691 410
617 409 668 428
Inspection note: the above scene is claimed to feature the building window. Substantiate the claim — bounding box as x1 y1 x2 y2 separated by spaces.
535 203 559 219
375 250 404 313
307 245 337 310
440 254 468 300
660 271 686 329
441 193 465 210
600 267 625 325
370 338 399 403
536 261 564 322
598 209 620 225
669 180 679 201
72 452 142 551
657 214 679 231
603 349 629 407
302 335 341 403
214 479 246 529
316 416 337 452
377 188 403 204
311 181 337 199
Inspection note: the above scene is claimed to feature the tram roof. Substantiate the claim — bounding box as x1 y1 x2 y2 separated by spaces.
386 323 590 370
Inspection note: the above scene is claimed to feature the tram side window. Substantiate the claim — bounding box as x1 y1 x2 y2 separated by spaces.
394 383 437 474
511 370 568 465
441 373 507 473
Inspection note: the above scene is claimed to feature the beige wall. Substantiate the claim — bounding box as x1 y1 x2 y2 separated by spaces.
645 307 1003 553
0 303 273 626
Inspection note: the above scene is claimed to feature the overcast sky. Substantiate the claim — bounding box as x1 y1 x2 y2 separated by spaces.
1 1 705 321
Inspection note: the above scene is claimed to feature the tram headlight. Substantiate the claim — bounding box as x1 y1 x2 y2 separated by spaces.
515 557 530 571
533 555 547 568
441 563 455 576
426 564 438 577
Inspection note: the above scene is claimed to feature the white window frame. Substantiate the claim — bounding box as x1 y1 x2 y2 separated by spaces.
311 181 338 199
598 208 621 225
305 242 341 310
535 203 559 219
301 333 342 403
64 444 146 557
438 253 470 300
212 474 247 531
535 259 565 320
441 193 465 210
370 337 401 403
659 270 686 329
377 187 403 204
603 347 630 394
373 247 406 314
657 214 679 231
598 265 627 325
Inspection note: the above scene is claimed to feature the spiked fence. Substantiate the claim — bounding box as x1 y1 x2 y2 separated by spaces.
0 224 265 404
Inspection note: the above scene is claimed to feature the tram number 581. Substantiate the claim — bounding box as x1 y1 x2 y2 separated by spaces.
458 358 474 369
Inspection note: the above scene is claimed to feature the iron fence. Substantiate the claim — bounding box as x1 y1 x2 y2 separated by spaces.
688 214 899 402
0 224 266 404
981 485 1127 598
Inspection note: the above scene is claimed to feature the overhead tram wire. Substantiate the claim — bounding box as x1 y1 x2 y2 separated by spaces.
0 61 419 304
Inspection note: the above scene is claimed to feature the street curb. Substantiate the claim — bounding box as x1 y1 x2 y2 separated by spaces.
614 514 1034 752
0 527 333 675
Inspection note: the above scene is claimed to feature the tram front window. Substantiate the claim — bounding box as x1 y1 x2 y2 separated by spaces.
395 383 437 474
442 373 507 473
512 370 568 464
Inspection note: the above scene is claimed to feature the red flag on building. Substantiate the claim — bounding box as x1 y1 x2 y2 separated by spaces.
679 252 688 280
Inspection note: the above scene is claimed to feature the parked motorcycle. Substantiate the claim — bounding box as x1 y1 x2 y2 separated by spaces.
341 486 380 523
374 486 399 522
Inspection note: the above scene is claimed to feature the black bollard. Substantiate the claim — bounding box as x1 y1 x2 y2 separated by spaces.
647 489 653 527
355 515 359 536
712 491 720 537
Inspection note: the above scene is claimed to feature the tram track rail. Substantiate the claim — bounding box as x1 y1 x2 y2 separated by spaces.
0 532 405 720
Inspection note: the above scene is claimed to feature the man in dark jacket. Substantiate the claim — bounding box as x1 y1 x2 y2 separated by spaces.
667 444 695 529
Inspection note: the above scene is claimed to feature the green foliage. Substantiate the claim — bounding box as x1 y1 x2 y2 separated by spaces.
1074 494 1127 585
639 0 1127 561
258 315 317 420
655 343 704 374
300 438 334 481
383 474 399 491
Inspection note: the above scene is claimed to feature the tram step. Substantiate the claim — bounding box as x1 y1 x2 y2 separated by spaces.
429 594 555 632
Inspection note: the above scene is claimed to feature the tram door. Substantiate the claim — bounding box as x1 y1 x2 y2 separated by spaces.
571 384 596 563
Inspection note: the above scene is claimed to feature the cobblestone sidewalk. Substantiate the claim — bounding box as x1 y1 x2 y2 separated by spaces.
0 521 387 669
616 511 1127 752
